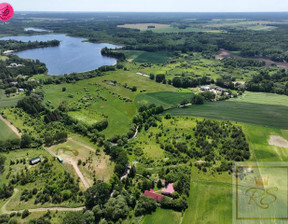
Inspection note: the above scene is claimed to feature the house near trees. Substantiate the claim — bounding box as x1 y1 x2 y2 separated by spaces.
144 183 175 202
161 183 175 196
144 189 164 203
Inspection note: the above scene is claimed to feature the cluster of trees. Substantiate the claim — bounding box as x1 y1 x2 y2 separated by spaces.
0 55 47 89
101 47 126 61
194 120 250 162
104 145 129 177
246 69 288 95
0 133 33 152
133 104 164 125
0 184 14 199
172 75 213 88
223 57 265 68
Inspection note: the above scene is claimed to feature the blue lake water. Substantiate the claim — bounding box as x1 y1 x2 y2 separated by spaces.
0 34 120 75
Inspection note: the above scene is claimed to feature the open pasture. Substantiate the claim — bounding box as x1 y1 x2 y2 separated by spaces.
166 101 288 129
182 181 232 224
0 118 18 141
135 91 194 109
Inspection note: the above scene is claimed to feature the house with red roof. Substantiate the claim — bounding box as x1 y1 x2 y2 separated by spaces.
161 183 175 196
144 189 164 203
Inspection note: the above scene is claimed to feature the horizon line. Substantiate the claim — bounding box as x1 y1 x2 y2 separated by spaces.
15 11 288 13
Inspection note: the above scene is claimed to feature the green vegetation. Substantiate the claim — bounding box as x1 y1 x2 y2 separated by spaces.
124 50 173 64
0 119 18 141
182 181 232 224
136 91 194 109
1 11 288 224
141 208 181 224
166 101 288 129
229 91 288 107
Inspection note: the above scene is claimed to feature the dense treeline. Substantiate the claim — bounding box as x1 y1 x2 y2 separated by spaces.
246 69 288 95
0 39 59 52
101 47 126 61
223 57 265 68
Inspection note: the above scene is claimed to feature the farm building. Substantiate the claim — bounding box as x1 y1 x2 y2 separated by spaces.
161 183 175 196
200 85 211 91
144 189 164 203
57 156 63 163
29 157 41 165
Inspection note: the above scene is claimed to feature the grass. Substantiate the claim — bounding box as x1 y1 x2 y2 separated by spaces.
0 148 84 211
135 91 194 109
0 118 18 141
165 101 288 129
49 136 114 184
124 50 173 64
42 71 175 138
229 91 288 107
182 181 232 224
243 124 288 162
141 208 182 224
0 89 24 109
68 110 105 125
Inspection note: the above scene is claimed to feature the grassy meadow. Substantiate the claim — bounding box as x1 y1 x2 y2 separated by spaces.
229 91 288 107
182 181 232 224
0 118 18 141
124 50 173 64
166 101 288 129
141 208 182 224
42 70 176 138
135 91 194 109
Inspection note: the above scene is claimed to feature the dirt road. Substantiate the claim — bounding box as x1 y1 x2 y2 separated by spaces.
46 142 91 190
0 115 22 138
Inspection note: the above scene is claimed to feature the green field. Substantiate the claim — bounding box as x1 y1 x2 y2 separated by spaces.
141 208 182 224
229 91 288 107
124 50 173 64
243 124 288 162
182 181 232 224
165 101 288 129
68 110 105 125
42 71 175 138
135 91 194 109
0 118 18 141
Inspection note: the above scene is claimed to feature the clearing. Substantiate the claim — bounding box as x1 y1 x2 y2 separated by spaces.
47 137 114 188
268 136 288 148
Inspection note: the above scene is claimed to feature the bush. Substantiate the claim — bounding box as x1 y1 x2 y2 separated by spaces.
21 209 30 219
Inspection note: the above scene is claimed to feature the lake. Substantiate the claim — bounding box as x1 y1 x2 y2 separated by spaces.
0 34 120 75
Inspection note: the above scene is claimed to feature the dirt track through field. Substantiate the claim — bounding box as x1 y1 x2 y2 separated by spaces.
46 139 91 190
0 115 22 138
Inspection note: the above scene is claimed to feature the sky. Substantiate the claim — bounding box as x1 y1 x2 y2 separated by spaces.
6 0 288 12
